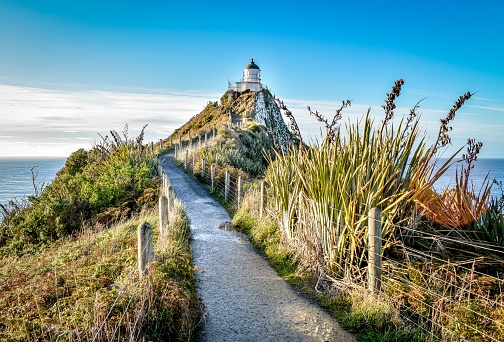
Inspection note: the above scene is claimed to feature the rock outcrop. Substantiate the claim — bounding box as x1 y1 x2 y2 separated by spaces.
249 89 293 150
172 88 295 151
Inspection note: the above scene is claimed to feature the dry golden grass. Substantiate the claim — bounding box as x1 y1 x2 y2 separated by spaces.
0 202 198 341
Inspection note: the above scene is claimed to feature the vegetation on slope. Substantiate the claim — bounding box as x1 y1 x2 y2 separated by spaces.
170 91 245 140
169 89 294 148
0 124 199 340
231 82 504 341
0 203 198 341
0 125 159 256
195 122 275 177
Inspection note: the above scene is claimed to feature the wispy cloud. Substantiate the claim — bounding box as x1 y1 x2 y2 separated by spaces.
467 105 504 112
0 84 217 156
0 84 503 158
282 95 504 158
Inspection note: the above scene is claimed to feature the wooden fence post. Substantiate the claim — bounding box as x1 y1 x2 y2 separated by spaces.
225 170 230 202
201 158 206 178
237 176 243 204
205 132 208 143
174 145 178 159
159 196 168 237
213 126 216 138
368 207 382 293
260 181 267 218
159 138 163 150
137 222 153 277
151 142 154 152
211 164 216 191
184 150 188 171
170 136 173 147
168 185 175 209
161 172 165 196
164 173 170 196
192 153 197 173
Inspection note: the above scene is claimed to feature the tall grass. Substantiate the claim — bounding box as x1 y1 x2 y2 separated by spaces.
262 81 500 283
266 107 436 280
254 81 504 339
0 201 198 341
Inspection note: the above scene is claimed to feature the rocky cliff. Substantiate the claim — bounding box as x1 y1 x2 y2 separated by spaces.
249 89 293 150
172 88 295 150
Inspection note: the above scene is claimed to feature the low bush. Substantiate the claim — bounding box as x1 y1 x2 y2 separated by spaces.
0 202 198 341
0 125 159 256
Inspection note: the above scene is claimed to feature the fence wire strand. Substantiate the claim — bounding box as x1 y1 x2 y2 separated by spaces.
171 144 504 341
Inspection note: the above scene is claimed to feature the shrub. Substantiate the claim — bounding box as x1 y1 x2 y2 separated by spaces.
0 125 159 256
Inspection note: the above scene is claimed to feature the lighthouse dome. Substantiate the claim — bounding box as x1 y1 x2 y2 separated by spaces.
245 58 260 70
243 58 261 82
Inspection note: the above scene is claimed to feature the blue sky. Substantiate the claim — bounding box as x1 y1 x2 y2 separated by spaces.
0 0 503 157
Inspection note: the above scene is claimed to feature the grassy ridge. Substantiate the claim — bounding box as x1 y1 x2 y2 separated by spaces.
0 125 199 340
0 125 159 256
0 204 198 341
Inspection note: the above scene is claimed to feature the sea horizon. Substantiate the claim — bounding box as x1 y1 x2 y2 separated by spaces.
0 156 503 208
0 157 66 207
0 156 69 160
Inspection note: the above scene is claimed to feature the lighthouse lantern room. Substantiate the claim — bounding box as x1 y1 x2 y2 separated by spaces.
233 58 262 93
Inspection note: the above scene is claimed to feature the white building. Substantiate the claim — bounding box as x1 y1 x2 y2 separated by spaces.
230 58 262 93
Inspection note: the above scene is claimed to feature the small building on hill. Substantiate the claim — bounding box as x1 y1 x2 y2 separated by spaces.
230 58 262 94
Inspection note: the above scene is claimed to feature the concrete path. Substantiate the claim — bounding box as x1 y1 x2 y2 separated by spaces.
160 153 355 342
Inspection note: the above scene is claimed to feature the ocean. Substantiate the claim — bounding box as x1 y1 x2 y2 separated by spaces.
0 157 66 207
0 157 502 210
433 158 504 199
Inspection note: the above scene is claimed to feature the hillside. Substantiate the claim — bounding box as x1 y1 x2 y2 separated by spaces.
169 88 295 152
0 127 199 340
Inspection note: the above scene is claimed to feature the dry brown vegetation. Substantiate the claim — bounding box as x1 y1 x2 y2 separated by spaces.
0 199 198 341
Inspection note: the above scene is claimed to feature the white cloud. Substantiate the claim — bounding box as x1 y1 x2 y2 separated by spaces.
0 84 217 156
0 84 502 158
281 95 504 158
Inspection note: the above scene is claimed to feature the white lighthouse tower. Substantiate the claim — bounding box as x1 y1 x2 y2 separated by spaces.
234 58 262 93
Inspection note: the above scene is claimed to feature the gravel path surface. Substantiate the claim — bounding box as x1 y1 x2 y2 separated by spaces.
160 153 355 342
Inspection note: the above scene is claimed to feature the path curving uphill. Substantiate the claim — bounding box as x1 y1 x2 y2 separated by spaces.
160 153 355 342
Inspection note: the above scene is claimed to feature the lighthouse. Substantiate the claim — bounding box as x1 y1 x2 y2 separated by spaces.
233 58 262 93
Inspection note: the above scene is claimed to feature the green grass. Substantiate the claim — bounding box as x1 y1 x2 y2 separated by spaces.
0 203 199 341
232 190 426 341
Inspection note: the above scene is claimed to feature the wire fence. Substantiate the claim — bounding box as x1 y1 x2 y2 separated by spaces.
173 143 247 208
92 161 182 340
167 123 226 153
171 143 504 341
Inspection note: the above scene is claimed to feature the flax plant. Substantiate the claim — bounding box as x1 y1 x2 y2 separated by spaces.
282 114 428 277
265 154 301 240
265 79 457 282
